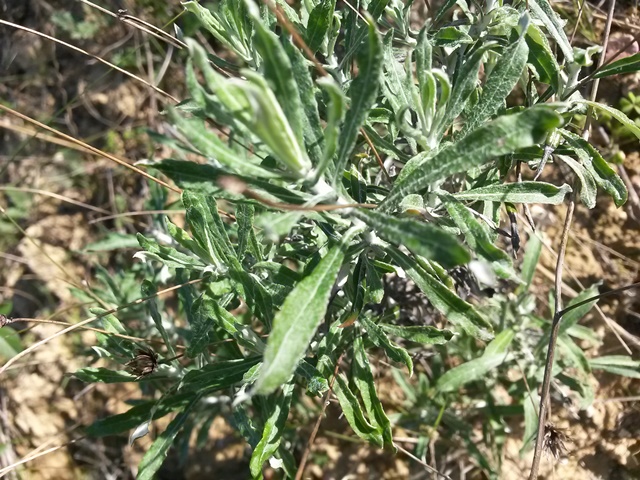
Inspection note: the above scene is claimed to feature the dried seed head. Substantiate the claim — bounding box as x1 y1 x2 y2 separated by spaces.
0 314 13 327
543 424 567 460
125 347 158 380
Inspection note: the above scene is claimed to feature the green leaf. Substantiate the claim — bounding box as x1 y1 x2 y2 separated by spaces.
529 0 573 63
380 324 454 345
437 353 509 393
361 316 412 375
521 391 540 452
557 154 597 209
452 182 573 204
136 233 206 270
386 247 494 341
525 23 560 91
254 242 347 395
558 283 600 335
382 108 563 211
440 194 511 265
518 234 542 294
249 382 295 477
183 191 237 269
578 100 640 140
83 233 140 252
236 204 262 260
314 77 347 181
434 26 473 47
180 357 262 393
333 373 382 444
381 32 418 131
90 308 135 357
183 1 252 62
248 5 306 150
463 36 529 134
207 298 266 354
142 280 176 359
437 330 514 393
137 395 200 480
333 18 382 181
433 0 458 24
305 0 336 53
559 129 628 207
168 110 279 179
186 39 311 176
351 335 394 449
0 327 22 360
557 334 591 374
594 52 640 79
73 368 137 383
589 355 640 379
152 160 308 206
85 393 194 437
352 209 470 269
432 43 497 140
166 220 211 264
285 40 325 166
186 293 216 358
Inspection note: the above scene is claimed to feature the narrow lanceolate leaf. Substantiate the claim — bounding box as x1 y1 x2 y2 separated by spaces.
317 77 347 175
86 393 194 437
594 52 640 79
333 373 382 445
529 0 574 63
250 382 295 477
168 110 278 179
440 194 511 264
186 293 216 358
141 280 176 359
248 4 306 149
352 209 470 269
463 36 529 134
351 336 394 449
380 324 454 345
73 368 137 383
236 204 262 261
557 155 597 209
333 19 382 181
436 330 514 393
152 160 308 206
558 283 600 335
186 39 311 177
305 0 336 53
382 32 418 128
182 191 234 269
518 234 542 294
180 357 262 392
382 108 563 212
452 182 572 204
285 40 325 165
431 43 496 140
559 129 628 207
386 247 494 341
361 316 412 375
253 243 347 395
525 23 560 91
136 233 206 270
137 395 200 480
589 355 640 379
578 100 640 140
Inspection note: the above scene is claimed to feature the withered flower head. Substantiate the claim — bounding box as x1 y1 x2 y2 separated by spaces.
0 314 12 327
125 347 158 380
543 424 567 460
